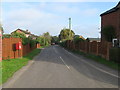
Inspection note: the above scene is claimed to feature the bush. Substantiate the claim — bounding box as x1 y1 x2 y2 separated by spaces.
59 41 67 47
22 38 30 45
74 37 85 44
102 25 116 42
109 48 120 63
30 39 37 48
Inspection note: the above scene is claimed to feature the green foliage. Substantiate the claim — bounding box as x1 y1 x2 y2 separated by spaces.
11 32 30 45
29 39 37 48
2 34 12 38
59 40 67 47
11 32 26 38
109 48 120 63
2 48 41 84
59 28 75 41
102 25 116 42
36 32 51 46
0 23 4 34
22 38 30 45
73 35 85 44
36 36 44 46
51 36 59 44
43 32 51 44
70 50 120 70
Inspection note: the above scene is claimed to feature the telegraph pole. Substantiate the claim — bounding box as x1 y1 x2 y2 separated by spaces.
69 18 71 39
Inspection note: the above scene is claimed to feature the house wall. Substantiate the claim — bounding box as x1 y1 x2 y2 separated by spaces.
101 9 120 41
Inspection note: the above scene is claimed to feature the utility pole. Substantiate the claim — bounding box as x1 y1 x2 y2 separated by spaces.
69 18 71 39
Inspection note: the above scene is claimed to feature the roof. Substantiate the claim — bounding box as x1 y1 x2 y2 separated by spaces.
100 1 120 16
79 35 86 40
30 34 38 37
86 38 101 42
12 29 31 34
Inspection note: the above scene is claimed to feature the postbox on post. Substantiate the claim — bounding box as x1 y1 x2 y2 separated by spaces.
16 42 22 50
16 42 22 58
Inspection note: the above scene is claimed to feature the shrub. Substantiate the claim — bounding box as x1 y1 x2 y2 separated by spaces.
22 38 30 45
102 25 116 42
109 48 120 63
30 39 37 48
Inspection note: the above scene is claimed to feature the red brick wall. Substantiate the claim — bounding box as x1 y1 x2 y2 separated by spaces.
2 38 40 60
2 38 22 60
0 32 2 61
101 9 120 41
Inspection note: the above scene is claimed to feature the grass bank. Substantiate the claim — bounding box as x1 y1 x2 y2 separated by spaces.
69 49 120 71
1 48 41 84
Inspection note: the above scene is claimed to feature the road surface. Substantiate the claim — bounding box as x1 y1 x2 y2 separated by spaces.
3 45 119 88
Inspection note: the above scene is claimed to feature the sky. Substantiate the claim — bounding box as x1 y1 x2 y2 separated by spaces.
1 1 119 38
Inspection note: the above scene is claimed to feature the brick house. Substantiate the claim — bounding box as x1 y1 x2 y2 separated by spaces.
100 2 120 42
11 29 31 38
11 29 38 39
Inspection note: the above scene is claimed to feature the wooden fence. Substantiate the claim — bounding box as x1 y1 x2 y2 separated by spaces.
66 40 112 60
2 37 40 60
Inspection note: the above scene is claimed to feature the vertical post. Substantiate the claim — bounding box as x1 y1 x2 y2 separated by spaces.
69 18 71 39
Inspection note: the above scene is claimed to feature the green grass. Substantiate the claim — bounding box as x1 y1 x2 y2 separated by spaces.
1 48 41 84
70 49 120 71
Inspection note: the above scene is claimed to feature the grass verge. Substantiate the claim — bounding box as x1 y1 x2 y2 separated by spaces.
1 48 41 84
69 49 120 71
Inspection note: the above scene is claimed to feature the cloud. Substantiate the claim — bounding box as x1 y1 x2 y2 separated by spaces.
2 2 101 37
2 4 63 35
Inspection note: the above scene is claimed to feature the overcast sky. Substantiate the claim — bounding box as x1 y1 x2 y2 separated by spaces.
1 1 119 38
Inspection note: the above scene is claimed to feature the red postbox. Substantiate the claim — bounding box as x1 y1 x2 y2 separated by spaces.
16 42 22 50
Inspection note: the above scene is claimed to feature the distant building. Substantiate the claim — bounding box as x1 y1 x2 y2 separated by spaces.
100 2 120 41
74 35 86 40
11 29 38 39
86 38 101 42
11 29 31 38
79 35 86 40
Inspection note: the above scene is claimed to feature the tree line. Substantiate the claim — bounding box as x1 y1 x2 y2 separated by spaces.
1 24 85 47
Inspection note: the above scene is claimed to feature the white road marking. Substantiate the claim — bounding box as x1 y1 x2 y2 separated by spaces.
60 56 70 69
63 48 120 78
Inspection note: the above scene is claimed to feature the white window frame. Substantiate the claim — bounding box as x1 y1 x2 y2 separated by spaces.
112 38 120 47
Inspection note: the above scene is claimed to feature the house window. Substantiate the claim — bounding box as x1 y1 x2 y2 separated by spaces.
112 38 120 47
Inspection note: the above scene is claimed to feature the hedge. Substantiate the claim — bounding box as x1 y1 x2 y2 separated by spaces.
109 48 120 63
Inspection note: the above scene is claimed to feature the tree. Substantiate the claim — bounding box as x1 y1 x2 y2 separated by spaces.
59 28 75 41
51 36 59 44
73 35 85 44
36 32 52 46
11 32 30 45
43 32 51 44
102 25 116 42
0 23 4 34
36 36 45 46
11 31 26 38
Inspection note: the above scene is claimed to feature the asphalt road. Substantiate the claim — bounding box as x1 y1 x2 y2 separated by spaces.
3 45 119 88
